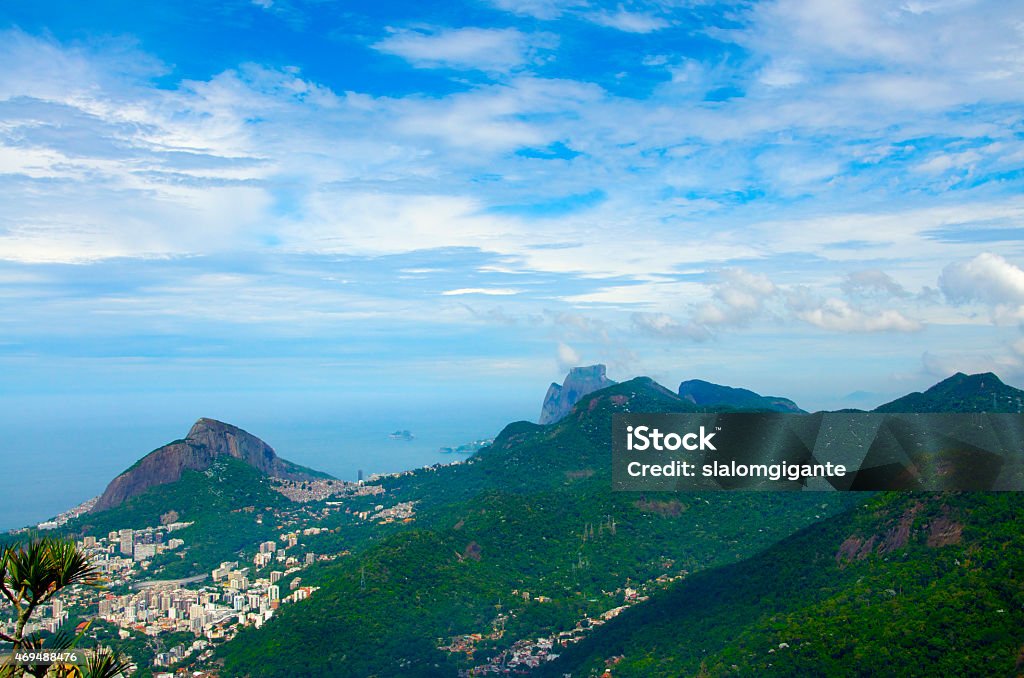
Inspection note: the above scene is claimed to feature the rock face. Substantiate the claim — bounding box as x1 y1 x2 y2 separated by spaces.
93 418 322 512
539 365 616 424
678 379 804 413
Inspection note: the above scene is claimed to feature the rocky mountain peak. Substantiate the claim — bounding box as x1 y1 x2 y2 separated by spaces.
92 418 324 512
539 364 615 424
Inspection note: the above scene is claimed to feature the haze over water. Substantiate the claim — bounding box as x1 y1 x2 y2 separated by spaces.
0 390 535 532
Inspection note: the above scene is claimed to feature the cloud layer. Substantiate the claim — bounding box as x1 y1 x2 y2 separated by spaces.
2 0 1024 403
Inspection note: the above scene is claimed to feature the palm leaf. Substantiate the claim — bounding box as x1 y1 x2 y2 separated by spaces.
82 648 134 678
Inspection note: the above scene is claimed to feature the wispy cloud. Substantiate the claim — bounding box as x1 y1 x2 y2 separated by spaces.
3 0 1024 404
841 269 911 299
586 9 669 33
441 287 521 296
632 312 711 341
373 27 556 73
485 0 587 20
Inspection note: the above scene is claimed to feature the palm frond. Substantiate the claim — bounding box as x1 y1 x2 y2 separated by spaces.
83 648 134 678
42 539 100 593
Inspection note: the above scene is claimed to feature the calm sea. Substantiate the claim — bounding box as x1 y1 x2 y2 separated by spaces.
0 394 535 532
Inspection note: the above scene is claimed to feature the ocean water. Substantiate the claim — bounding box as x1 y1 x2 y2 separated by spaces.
0 392 536 532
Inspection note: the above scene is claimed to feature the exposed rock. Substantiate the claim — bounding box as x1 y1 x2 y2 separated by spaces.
539 365 615 424
93 418 323 512
926 513 963 547
878 504 919 554
836 501 962 565
461 541 482 562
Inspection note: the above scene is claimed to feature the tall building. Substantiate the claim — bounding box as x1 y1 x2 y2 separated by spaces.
212 561 238 582
118 529 134 556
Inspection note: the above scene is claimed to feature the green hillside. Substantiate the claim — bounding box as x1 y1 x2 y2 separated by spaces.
37 371 1022 677
678 379 804 413
65 456 293 578
543 491 1024 677
218 379 862 677
874 372 1024 413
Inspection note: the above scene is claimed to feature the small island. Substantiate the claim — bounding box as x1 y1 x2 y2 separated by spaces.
389 429 414 440
439 438 494 454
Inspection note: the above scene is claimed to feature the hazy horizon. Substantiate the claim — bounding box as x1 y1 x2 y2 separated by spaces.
3 0 1024 523
5 362 1019 531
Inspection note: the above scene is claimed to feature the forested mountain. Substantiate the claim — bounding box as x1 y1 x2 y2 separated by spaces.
678 379 804 412
42 371 1021 677
874 372 1024 413
543 490 1024 676
218 378 860 676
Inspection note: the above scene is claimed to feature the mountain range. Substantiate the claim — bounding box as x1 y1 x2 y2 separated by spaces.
25 369 1024 676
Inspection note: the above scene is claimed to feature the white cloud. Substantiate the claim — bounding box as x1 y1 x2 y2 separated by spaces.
939 253 1024 305
487 0 670 33
556 341 580 369
939 253 1024 323
757 60 806 87
486 0 587 20
587 9 669 33
392 75 602 151
441 288 520 296
737 0 1024 110
695 268 777 327
754 148 841 195
913 148 985 174
373 27 555 73
743 0 917 62
788 292 922 333
2 14 1024 398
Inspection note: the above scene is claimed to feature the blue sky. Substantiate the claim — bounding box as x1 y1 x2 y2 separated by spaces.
3 0 1024 428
